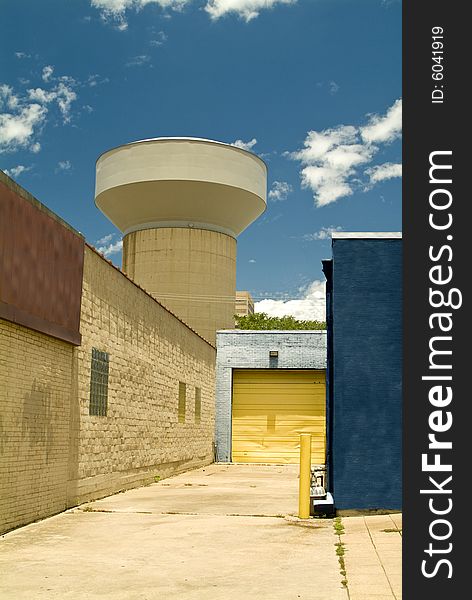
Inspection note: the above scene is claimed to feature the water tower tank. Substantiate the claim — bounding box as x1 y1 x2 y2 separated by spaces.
95 137 267 344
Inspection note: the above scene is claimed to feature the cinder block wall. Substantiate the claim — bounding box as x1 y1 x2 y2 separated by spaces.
0 249 216 532
69 246 216 505
0 321 75 533
1 174 217 533
215 330 327 462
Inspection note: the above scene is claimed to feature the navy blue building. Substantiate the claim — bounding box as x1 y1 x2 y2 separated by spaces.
322 233 402 510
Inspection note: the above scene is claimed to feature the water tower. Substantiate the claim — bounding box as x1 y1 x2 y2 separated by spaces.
95 137 267 344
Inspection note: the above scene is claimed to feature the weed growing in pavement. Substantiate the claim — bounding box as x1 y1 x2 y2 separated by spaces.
334 516 345 535
382 528 401 533
333 518 348 588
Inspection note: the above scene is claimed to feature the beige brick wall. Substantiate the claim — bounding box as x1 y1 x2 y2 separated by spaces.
0 320 74 533
68 246 216 505
0 246 216 533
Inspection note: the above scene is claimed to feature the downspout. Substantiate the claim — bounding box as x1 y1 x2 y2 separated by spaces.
321 259 334 498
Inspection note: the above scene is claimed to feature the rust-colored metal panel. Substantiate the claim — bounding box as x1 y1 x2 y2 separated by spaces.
0 178 84 345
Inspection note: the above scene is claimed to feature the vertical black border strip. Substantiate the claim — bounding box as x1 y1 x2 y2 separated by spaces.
404 2 467 597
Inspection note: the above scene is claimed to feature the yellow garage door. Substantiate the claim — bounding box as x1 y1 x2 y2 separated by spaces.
232 369 326 465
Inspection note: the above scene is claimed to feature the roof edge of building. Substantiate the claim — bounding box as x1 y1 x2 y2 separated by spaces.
0 170 84 240
217 329 326 334
332 231 402 239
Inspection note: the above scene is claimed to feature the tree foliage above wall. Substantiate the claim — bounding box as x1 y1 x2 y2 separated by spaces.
235 312 326 330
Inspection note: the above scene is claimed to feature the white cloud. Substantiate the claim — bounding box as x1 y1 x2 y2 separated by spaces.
302 226 343 241
27 88 55 104
54 83 77 123
150 31 167 46
290 99 402 206
126 55 151 67
96 233 115 245
0 103 47 153
91 0 296 26
1 69 79 154
255 280 326 322
42 65 54 82
96 235 123 257
87 74 110 87
15 52 31 59
102 240 123 257
4 164 32 178
91 0 189 29
231 137 257 151
28 81 77 123
360 98 402 144
248 258 256 263
381 0 401 8
365 162 402 186
268 180 292 201
329 80 339 95
205 0 297 21
57 160 72 171
0 85 19 111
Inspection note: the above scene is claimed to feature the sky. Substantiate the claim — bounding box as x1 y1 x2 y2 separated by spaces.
1 0 402 320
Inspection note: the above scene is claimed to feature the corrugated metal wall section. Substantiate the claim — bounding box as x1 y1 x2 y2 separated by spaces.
0 173 84 345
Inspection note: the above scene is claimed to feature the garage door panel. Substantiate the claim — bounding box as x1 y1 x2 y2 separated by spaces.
233 383 324 390
232 409 325 416
232 417 325 427
234 373 324 381
232 369 326 465
232 388 325 395
233 426 325 437
232 436 326 445
232 397 326 406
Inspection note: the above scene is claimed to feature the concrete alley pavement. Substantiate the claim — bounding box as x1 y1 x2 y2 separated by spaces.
0 464 401 599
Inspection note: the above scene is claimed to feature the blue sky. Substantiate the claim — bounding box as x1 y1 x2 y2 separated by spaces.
1 0 401 319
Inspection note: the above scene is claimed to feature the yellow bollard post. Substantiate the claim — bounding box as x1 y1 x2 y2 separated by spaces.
298 433 312 519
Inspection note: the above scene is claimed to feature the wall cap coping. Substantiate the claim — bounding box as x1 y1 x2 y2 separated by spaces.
332 231 402 239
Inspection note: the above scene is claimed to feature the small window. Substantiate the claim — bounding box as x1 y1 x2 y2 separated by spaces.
89 348 109 416
178 382 186 423
195 387 201 424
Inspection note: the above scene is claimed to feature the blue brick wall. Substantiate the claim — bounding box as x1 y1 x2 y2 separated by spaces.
330 239 402 510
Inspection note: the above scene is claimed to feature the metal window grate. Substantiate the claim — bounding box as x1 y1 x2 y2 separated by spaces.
178 382 186 423
195 387 201 424
89 348 109 416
